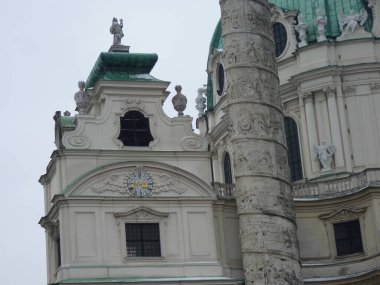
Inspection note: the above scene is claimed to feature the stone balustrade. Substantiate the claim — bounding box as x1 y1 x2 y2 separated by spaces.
213 168 380 200
211 182 235 199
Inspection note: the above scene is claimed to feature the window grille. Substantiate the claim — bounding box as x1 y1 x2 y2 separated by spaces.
125 223 161 257
334 220 363 256
118 111 154 147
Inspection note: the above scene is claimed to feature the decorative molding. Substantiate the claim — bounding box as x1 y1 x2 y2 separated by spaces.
180 136 206 151
67 136 91 148
114 206 169 224
343 85 356 97
319 207 367 222
302 92 313 104
323 86 336 98
91 168 187 196
370 82 380 91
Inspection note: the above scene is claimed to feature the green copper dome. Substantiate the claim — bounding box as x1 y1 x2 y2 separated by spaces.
269 0 372 42
205 0 373 111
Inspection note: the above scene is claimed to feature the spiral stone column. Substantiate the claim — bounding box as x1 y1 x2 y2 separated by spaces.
219 0 303 284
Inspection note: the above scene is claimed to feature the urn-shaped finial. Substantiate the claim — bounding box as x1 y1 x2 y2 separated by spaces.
74 81 90 115
172 85 187 116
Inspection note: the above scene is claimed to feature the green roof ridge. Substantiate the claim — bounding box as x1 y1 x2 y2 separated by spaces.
85 52 159 89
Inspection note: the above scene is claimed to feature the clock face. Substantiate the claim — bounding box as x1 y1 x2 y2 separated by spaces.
127 168 154 197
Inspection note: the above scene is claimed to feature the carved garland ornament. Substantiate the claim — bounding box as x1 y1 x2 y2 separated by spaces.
92 167 186 197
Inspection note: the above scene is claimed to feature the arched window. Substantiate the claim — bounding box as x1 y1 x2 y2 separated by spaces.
223 152 233 184
118 111 154 147
284 117 303 181
273 22 287 57
216 63 225 96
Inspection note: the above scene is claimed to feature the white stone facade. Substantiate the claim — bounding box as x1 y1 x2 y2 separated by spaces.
40 2 380 285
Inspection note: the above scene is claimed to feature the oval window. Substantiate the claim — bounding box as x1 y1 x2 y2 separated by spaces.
273 22 287 57
217 63 225 96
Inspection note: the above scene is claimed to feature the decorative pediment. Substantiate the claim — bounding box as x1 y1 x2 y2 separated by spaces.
66 162 215 199
319 207 366 222
114 206 169 223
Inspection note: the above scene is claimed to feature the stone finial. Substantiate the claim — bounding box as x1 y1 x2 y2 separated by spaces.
312 140 336 172
314 8 327 42
74 81 90 115
295 14 308 47
195 87 207 117
63 111 71 116
110 17 124 45
172 85 187 116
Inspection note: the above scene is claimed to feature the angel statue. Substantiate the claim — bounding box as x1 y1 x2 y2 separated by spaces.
314 8 327 42
110 17 124 45
295 14 308 47
312 140 336 172
338 9 368 35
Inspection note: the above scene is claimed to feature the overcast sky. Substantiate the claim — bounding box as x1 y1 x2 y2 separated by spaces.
0 1 220 283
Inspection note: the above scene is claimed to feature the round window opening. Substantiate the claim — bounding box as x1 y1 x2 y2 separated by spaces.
217 63 225 96
273 22 287 57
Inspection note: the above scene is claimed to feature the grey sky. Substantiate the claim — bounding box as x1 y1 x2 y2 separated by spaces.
0 1 220 283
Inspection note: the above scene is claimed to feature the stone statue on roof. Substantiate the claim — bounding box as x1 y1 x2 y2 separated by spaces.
295 14 308 48
314 8 327 42
110 17 124 45
338 9 368 35
74 81 90 115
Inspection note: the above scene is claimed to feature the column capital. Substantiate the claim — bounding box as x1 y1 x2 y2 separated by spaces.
323 86 336 98
343 85 356 97
302 91 313 103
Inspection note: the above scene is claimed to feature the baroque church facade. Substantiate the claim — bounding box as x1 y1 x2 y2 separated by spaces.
40 1 380 284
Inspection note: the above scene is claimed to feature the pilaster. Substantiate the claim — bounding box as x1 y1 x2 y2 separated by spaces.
303 92 320 174
324 86 345 168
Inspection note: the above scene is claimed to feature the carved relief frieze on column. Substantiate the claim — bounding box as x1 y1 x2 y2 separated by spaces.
219 0 302 284
324 86 345 168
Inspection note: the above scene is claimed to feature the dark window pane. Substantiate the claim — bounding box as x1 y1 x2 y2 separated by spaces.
273 22 287 57
224 152 233 184
217 64 225 96
334 220 363 256
284 117 303 181
125 223 161 257
118 111 154 147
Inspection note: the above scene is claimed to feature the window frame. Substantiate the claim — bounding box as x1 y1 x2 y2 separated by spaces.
333 220 364 257
125 223 162 257
117 110 154 147
284 116 303 182
319 207 367 259
114 207 168 261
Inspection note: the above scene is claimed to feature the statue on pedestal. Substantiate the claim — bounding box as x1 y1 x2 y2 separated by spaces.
314 8 327 42
295 14 308 47
110 17 124 45
74 81 90 115
195 87 207 117
313 140 336 172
